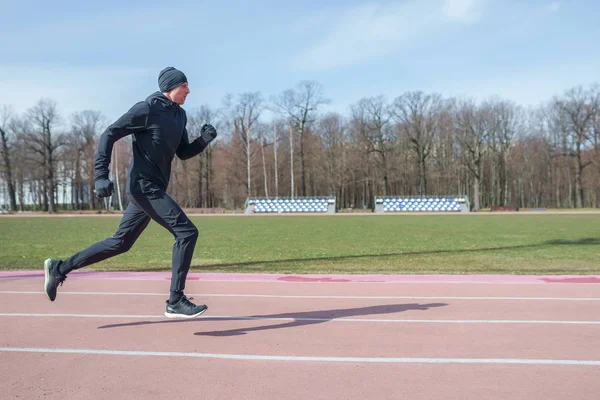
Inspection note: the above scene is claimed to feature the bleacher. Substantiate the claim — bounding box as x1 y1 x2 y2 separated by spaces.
375 196 470 213
245 197 336 214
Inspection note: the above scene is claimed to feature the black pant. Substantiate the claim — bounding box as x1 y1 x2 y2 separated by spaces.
60 189 198 294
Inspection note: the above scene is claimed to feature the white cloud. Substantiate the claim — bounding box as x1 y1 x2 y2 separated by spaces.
546 1 562 13
442 0 482 22
293 0 483 71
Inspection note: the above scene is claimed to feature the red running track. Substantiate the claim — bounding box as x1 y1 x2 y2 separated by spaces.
1 272 600 399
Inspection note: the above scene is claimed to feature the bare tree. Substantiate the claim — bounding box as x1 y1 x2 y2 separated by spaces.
0 105 18 211
248 122 271 198
24 99 64 213
272 120 280 198
289 123 294 197
592 104 600 206
428 107 460 197
71 110 105 210
227 92 263 198
551 84 600 207
187 105 221 207
272 81 329 197
351 96 394 195
317 112 347 203
8 117 33 211
543 102 568 207
392 92 443 195
486 98 523 206
453 99 490 210
347 107 378 208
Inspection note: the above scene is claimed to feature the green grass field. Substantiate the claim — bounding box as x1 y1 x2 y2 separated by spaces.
1 214 599 275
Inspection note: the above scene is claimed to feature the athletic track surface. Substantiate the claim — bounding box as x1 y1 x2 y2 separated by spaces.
1 271 599 399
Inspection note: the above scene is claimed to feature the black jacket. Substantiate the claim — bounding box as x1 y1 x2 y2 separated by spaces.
94 91 208 196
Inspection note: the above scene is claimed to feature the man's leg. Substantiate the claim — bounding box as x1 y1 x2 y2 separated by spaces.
129 191 205 318
43 202 151 301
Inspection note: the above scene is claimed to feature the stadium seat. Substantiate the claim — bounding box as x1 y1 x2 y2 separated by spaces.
246 198 333 214
379 196 466 212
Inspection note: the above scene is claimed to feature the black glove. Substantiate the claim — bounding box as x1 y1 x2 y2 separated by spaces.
95 178 114 198
200 123 217 144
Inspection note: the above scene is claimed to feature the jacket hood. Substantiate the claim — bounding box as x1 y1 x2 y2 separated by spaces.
146 91 180 110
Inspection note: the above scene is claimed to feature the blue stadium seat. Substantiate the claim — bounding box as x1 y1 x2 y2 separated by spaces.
380 196 464 212
248 197 332 213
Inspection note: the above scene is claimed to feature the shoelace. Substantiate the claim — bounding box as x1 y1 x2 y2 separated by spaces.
56 274 67 286
180 296 196 307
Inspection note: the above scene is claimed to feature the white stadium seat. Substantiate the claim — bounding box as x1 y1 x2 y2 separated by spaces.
381 196 464 212
247 198 333 214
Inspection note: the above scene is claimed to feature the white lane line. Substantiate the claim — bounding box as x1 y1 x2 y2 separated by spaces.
5 279 595 285
1 313 600 325
1 347 599 365
0 290 599 301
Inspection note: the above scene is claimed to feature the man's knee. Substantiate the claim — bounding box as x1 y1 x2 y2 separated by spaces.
177 224 198 243
106 235 136 254
187 225 199 241
119 238 136 253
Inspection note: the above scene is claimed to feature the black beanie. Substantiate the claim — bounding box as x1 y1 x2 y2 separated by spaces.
158 67 188 92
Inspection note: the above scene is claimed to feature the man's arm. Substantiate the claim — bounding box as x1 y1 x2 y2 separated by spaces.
94 101 149 180
93 101 149 197
176 123 217 160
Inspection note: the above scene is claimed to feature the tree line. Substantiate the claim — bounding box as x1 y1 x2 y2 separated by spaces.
1 81 599 213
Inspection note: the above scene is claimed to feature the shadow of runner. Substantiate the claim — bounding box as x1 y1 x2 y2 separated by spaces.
194 303 448 337
97 303 448 332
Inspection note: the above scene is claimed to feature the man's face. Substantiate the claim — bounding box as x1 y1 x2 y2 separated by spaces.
170 83 190 105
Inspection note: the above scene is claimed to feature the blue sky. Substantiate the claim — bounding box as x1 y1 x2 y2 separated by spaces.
1 0 598 124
